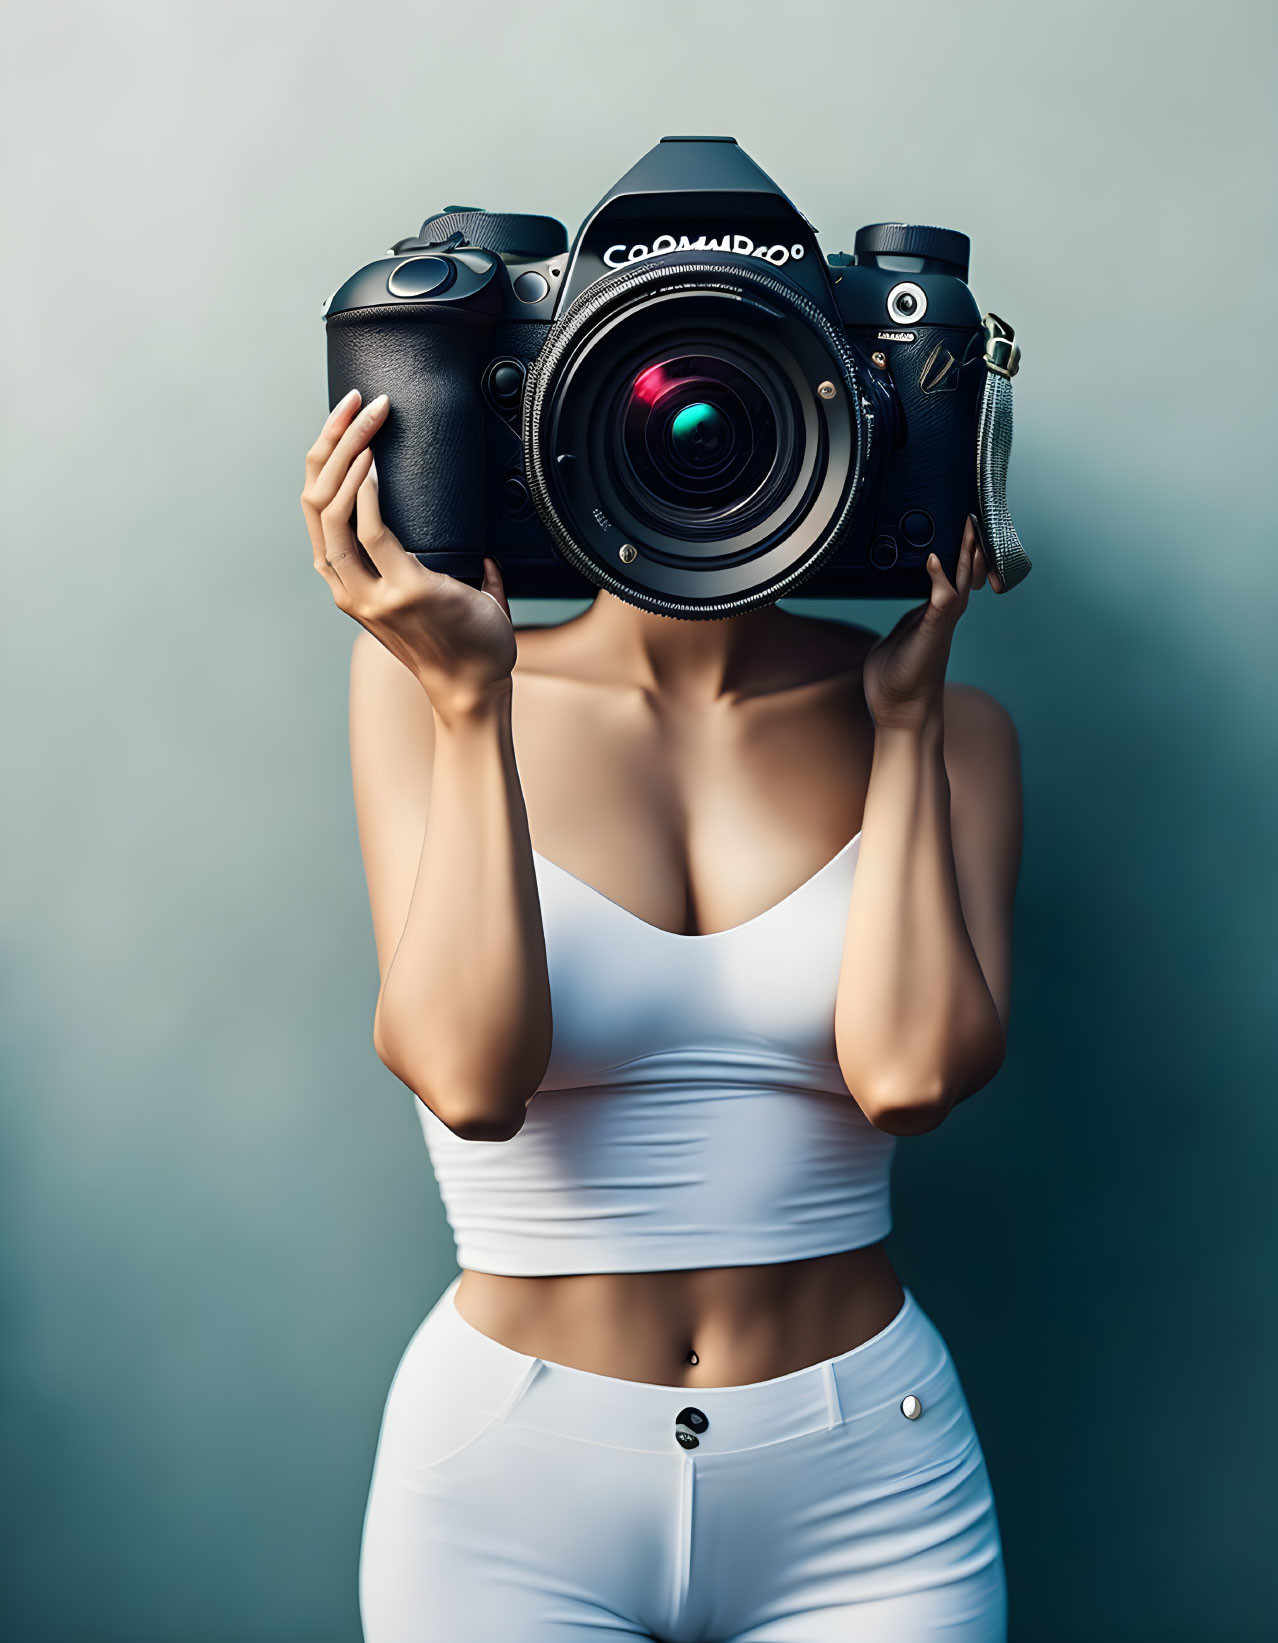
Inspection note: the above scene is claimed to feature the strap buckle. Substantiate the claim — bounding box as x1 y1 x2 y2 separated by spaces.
981 312 1021 379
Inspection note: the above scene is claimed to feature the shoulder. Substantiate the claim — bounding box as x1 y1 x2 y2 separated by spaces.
941 684 1023 856
943 682 1021 752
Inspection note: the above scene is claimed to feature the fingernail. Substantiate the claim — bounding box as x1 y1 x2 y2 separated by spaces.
368 455 378 483
336 388 359 411
368 392 388 414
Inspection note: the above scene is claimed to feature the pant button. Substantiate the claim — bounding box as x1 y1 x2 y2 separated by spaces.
900 1394 923 1419
675 1405 708 1448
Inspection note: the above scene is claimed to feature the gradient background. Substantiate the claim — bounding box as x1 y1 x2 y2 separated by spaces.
2 2 1274 1639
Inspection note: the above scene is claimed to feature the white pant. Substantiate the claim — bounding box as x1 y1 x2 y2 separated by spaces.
360 1276 1007 1641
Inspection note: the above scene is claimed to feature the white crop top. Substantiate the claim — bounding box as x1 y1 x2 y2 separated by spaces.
416 828 896 1275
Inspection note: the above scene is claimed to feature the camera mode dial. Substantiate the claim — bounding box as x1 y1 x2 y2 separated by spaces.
417 208 569 259
386 256 456 299
853 222 970 280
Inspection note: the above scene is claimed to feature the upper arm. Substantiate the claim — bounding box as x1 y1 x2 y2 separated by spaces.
942 683 1023 1036
349 629 436 996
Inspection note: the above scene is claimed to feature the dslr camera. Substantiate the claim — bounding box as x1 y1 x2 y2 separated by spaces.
322 134 1029 617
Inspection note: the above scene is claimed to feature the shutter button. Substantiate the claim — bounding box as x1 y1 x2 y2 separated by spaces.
900 1394 923 1419
675 1406 708 1450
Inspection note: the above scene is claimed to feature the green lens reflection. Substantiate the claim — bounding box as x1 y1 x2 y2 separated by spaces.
669 402 729 463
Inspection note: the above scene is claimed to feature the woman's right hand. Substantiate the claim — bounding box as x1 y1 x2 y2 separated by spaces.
300 388 517 720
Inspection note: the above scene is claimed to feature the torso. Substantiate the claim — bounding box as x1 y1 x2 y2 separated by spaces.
454 605 907 1388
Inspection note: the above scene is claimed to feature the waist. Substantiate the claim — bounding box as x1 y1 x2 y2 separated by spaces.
453 1242 904 1388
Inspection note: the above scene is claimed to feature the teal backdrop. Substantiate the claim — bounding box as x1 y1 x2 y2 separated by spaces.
2 2 1274 1639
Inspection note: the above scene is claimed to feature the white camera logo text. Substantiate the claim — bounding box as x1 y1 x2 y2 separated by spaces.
603 233 807 269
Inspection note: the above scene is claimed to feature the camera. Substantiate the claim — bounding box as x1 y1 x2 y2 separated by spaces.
322 135 1030 617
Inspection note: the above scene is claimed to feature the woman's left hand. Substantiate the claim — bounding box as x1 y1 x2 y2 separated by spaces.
862 515 1003 731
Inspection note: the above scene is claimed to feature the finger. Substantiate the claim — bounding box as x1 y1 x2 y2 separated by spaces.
970 512 1005 595
316 392 390 505
922 551 961 623
353 454 429 586
304 391 390 579
966 513 989 591
320 446 381 595
480 556 513 625
303 387 361 489
953 519 975 601
300 388 363 560
303 392 390 549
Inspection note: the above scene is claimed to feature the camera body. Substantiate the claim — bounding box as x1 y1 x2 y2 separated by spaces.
323 134 1025 615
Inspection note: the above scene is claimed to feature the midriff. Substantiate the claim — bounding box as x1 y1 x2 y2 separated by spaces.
453 1241 905 1387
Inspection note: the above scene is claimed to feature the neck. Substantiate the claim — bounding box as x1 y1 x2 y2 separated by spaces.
574 587 792 704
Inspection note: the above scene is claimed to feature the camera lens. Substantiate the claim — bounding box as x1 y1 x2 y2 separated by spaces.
613 351 791 537
524 260 871 616
895 292 916 315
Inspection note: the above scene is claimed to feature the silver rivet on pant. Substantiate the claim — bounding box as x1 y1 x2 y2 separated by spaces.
900 1394 923 1419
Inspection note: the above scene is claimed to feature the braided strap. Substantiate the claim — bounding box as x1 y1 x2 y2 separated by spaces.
975 313 1033 590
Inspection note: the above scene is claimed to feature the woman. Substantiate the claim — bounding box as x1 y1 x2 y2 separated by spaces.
301 387 1022 1641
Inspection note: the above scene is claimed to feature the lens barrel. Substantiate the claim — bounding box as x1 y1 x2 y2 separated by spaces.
522 257 870 618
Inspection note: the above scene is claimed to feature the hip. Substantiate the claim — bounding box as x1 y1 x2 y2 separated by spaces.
360 1267 1006 1640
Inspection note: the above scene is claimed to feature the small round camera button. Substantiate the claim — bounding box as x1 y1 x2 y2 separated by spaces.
513 270 550 304
492 363 523 400
885 281 927 324
387 256 456 299
870 535 899 569
899 510 934 548
485 359 527 413
501 475 533 518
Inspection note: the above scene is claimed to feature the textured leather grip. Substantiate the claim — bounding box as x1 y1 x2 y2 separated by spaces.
326 305 494 562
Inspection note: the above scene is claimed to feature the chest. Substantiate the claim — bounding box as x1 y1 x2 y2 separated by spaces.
509 657 874 939
532 834 862 1092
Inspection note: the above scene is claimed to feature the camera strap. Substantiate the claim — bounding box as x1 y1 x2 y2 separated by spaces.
976 314 1033 590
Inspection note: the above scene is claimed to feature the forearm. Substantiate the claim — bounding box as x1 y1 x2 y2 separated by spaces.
374 683 552 1139
834 710 1004 1133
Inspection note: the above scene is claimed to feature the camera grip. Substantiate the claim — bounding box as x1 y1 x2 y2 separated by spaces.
325 307 493 579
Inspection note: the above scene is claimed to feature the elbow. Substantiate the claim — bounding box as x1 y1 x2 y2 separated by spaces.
373 1016 534 1142
405 1067 529 1141
381 1058 529 1143
430 1097 527 1143
859 1082 953 1135
854 1048 1006 1135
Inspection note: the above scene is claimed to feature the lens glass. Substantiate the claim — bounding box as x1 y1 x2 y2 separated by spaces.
612 352 793 537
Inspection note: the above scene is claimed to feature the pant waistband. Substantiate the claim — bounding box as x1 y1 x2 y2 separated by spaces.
435 1274 949 1456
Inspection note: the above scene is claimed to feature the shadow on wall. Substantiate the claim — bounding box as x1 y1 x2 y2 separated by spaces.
856 479 1275 1643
